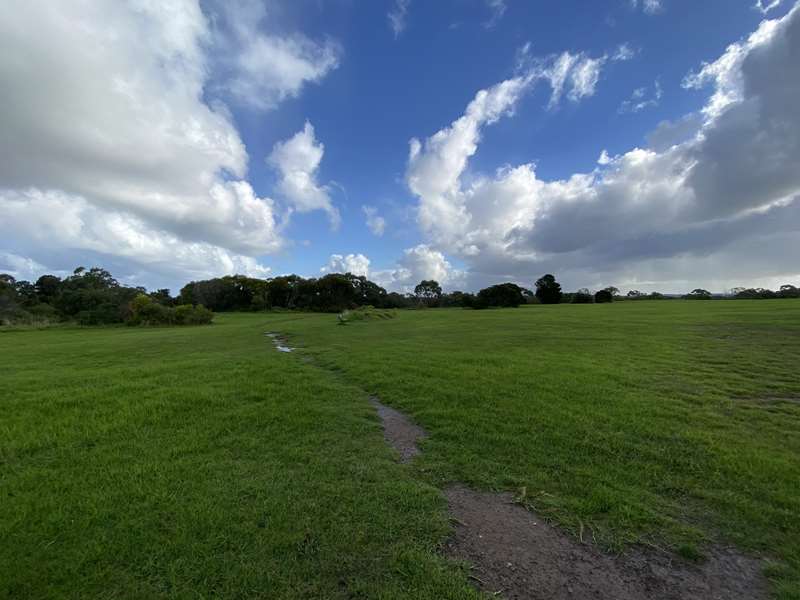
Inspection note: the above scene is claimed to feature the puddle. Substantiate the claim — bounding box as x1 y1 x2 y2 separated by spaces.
264 332 293 353
370 397 427 462
444 485 767 600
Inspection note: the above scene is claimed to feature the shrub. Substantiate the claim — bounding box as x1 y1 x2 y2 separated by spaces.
337 306 396 324
175 304 213 325
126 294 213 326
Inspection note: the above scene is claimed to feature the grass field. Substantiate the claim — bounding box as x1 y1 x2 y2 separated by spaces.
2 300 799 598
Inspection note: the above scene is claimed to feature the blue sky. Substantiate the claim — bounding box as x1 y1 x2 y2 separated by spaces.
1 0 799 293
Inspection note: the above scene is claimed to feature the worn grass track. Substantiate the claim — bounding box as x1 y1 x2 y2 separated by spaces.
276 300 800 598
2 300 799 598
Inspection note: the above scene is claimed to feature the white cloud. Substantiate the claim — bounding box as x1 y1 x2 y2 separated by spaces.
207 0 340 111
1 189 272 284
515 45 613 109
612 43 637 62
404 4 800 293
268 121 340 229
320 253 371 277
362 206 386 236
406 46 610 252
755 0 784 14
373 245 464 292
484 0 508 28
619 79 663 113
631 0 663 15
0 1 292 287
0 252 60 282
388 0 411 38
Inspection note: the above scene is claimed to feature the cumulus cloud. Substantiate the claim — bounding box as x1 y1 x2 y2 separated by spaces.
405 5 800 292
362 206 386 236
268 121 340 229
208 0 340 111
373 245 464 292
320 253 371 277
1 189 272 284
388 0 411 38
407 45 611 253
0 1 303 287
0 252 61 282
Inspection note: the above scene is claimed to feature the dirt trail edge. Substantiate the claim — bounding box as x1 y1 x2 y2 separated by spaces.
369 398 766 600
444 485 766 600
369 397 427 462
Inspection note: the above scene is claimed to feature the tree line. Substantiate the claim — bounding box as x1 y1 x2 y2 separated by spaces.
2 267 797 326
0 267 212 326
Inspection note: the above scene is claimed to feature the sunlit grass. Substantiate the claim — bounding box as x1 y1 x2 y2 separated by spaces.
277 300 800 598
2 300 799 598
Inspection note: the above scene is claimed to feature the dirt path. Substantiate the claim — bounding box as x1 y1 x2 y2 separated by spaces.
274 335 768 599
369 397 427 462
444 485 766 600
370 397 767 600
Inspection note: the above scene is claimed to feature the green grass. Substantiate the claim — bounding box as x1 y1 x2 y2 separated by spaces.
1 319 476 599
2 300 799 598
275 300 800 598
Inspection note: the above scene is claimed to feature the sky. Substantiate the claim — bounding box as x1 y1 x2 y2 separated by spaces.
1 0 799 294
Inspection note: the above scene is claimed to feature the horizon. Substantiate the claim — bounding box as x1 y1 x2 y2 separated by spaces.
2 0 799 295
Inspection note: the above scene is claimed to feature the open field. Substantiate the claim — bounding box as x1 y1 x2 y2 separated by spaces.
2 300 800 598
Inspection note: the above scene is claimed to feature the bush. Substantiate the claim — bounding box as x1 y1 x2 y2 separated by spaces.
175 304 213 325
337 306 396 324
126 294 213 326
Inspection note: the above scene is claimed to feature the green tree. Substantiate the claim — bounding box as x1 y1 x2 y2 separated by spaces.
534 274 562 304
685 288 712 300
414 280 442 306
594 289 613 303
477 283 528 308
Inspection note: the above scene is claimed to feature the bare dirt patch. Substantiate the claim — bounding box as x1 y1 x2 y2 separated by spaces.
370 397 427 462
444 485 767 600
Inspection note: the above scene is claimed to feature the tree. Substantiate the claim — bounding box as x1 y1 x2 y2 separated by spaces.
476 283 528 308
572 288 593 304
594 289 613 303
414 280 442 306
778 284 799 298
149 288 174 306
603 286 620 298
534 274 562 304
35 275 61 304
685 288 712 300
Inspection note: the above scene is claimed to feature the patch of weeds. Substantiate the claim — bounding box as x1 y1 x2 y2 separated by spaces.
676 543 704 563
337 306 396 325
